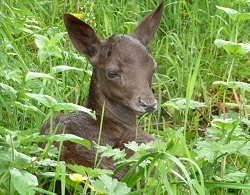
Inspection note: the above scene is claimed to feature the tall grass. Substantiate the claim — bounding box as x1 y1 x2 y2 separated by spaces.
0 0 249 194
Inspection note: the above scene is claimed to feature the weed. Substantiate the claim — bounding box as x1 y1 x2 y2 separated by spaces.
0 0 249 194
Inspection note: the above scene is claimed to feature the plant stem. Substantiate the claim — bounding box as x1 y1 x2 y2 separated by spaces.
18 140 53 171
220 155 227 195
94 101 105 168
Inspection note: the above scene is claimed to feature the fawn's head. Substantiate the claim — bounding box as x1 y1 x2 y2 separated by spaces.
64 1 164 115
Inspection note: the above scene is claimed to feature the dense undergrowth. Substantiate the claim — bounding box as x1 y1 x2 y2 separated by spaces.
0 0 250 194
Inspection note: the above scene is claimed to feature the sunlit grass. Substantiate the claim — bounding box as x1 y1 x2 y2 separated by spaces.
0 0 249 194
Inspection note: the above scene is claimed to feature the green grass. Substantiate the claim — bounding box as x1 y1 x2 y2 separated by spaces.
1 0 250 194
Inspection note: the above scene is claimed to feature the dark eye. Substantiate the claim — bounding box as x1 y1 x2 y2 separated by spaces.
106 70 118 79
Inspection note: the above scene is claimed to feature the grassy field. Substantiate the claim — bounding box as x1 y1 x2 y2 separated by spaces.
0 0 250 194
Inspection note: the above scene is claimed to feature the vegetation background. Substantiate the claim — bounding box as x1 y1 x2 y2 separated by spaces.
0 0 249 194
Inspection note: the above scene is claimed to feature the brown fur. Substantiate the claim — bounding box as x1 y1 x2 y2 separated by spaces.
41 0 164 180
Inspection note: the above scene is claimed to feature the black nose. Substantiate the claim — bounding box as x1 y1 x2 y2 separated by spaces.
139 100 157 112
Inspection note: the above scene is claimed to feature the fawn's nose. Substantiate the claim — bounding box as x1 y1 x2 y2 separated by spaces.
139 99 157 113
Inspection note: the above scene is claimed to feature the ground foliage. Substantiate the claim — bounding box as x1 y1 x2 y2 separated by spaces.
0 0 250 194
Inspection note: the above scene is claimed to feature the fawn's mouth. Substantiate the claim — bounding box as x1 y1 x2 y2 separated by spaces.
133 104 157 116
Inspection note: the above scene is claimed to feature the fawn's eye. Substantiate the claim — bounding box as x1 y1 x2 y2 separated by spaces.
106 70 119 79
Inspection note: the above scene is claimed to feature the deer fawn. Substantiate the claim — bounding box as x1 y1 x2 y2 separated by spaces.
41 0 164 180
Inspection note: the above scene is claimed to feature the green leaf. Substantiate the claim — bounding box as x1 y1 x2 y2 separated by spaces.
242 117 250 126
53 134 91 149
216 6 239 19
214 40 241 54
25 72 54 82
213 81 250 92
196 141 218 163
67 164 113 178
215 166 247 182
34 34 49 49
10 168 38 195
0 82 17 94
25 93 58 107
124 141 156 153
52 65 83 74
96 145 126 161
205 182 250 190
54 103 96 119
13 150 32 167
240 43 250 54
238 142 250 156
10 101 45 115
50 46 62 58
91 174 131 195
219 141 239 154
0 126 14 135
38 158 57 167
214 40 234 47
163 98 207 110
234 13 250 22
212 118 237 129
25 94 95 117
223 44 242 54
20 134 49 143
214 39 250 54
50 32 67 45
189 100 207 109
38 49 49 64
32 187 56 195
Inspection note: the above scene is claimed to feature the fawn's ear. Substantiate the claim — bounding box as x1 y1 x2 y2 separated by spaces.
63 14 101 57
131 0 164 45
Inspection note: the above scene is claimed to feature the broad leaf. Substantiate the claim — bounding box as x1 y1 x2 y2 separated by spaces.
216 6 239 19
25 94 95 118
38 49 49 64
50 32 67 45
224 171 247 182
214 39 250 54
96 145 126 161
213 81 250 92
25 72 54 82
10 101 45 115
0 82 17 94
53 134 91 149
223 44 242 54
25 93 58 107
50 46 62 58
163 98 207 110
212 118 237 129
91 174 131 195
67 164 113 178
32 187 56 195
34 34 49 49
234 13 250 22
124 141 156 153
52 65 82 74
54 102 96 119
196 141 220 163
13 150 32 167
10 168 38 195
